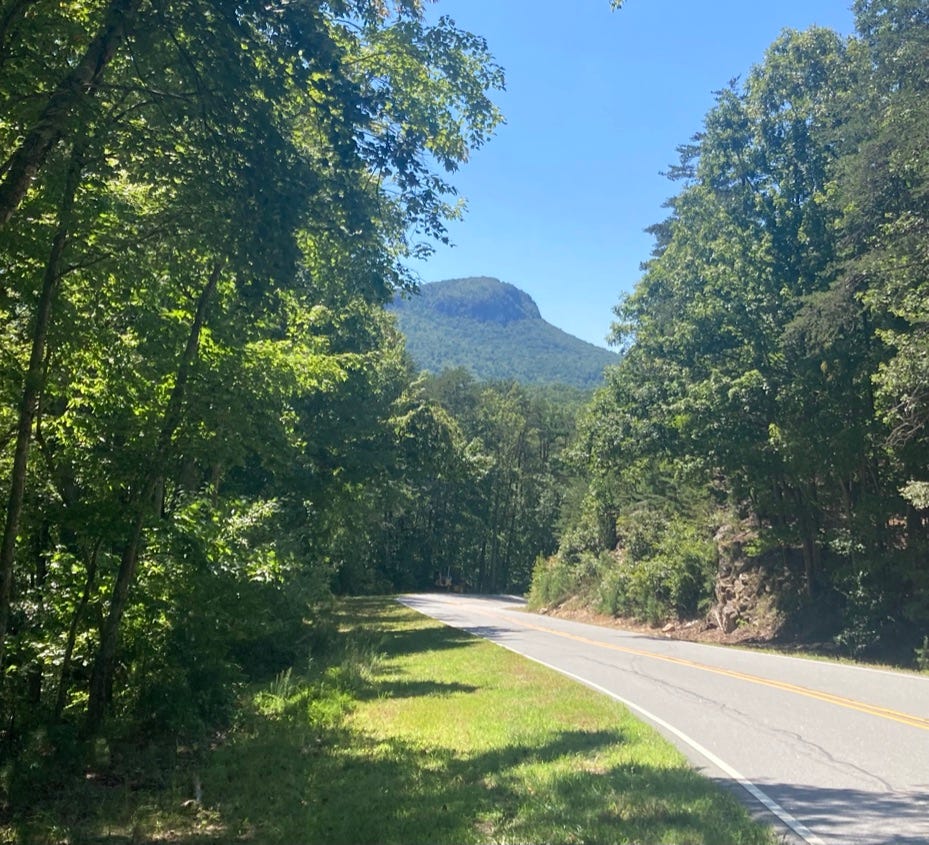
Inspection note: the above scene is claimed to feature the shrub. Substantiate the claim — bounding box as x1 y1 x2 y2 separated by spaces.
532 510 715 626
527 555 575 609
596 555 631 617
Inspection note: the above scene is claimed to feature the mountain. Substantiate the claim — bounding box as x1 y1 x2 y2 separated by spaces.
389 277 619 388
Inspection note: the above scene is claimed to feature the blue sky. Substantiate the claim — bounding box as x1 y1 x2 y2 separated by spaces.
410 1 856 348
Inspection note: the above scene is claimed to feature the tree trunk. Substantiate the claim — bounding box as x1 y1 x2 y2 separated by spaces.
797 486 821 600
55 537 102 720
25 520 50 706
0 141 85 668
800 535 816 599
85 261 222 732
0 0 140 229
85 511 144 730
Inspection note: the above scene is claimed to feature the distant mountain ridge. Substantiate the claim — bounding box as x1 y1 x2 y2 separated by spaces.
389 277 619 389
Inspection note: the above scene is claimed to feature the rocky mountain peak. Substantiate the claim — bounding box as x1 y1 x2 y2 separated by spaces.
419 277 542 325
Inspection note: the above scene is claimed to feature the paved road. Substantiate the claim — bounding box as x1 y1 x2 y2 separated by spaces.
398 593 929 845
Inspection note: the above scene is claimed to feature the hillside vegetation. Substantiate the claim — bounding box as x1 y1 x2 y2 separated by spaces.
531 5 929 665
390 277 619 388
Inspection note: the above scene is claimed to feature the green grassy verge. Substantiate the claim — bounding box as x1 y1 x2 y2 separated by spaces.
2 598 775 844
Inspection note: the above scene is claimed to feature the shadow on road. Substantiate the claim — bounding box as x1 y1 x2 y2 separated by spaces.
722 778 929 845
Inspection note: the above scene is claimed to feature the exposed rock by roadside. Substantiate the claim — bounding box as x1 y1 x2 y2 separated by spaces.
703 522 798 639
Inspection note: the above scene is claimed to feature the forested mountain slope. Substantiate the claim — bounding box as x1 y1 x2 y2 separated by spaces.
389 277 619 388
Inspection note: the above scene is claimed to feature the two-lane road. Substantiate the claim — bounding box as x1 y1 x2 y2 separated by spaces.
399 593 929 845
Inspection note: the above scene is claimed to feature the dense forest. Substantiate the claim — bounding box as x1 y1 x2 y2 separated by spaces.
0 0 503 768
0 1 597 802
390 277 620 387
532 0 929 661
3 0 929 815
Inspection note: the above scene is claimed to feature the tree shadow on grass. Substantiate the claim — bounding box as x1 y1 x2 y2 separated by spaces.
184 719 929 844
331 597 408 631
23 718 925 845
161 721 773 845
332 597 482 661
355 678 479 700
377 623 479 660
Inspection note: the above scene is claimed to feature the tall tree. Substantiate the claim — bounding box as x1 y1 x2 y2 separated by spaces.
0 0 504 733
552 6 929 644
610 27 855 594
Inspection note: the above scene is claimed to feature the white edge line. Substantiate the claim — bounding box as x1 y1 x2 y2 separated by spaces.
396 596 824 844
496 643 827 845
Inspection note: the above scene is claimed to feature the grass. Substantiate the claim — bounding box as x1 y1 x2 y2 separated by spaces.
2 597 776 844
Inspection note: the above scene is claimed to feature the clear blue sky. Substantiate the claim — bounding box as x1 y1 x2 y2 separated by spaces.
410 1 856 348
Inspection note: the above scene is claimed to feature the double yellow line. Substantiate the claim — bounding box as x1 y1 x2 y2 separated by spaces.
503 612 929 732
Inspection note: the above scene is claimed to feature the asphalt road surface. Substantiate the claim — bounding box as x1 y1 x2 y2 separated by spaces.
398 593 929 845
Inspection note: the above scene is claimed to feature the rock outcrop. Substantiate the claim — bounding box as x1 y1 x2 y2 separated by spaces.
705 523 802 640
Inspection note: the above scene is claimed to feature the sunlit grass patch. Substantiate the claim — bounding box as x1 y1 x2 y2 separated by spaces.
293 598 776 845
1 597 775 844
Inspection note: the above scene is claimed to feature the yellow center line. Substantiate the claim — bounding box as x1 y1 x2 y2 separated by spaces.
461 602 929 732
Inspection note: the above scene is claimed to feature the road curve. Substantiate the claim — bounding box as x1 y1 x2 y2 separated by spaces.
398 593 929 845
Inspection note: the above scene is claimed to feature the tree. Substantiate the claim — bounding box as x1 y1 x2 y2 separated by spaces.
0 0 504 736
0 0 142 230
549 6 929 647
608 28 858 594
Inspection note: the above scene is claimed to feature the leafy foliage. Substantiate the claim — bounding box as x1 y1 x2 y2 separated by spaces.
541 2 929 656
0 0 509 786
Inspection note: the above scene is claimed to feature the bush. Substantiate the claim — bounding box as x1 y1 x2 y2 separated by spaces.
596 556 630 617
651 519 716 617
527 555 575 609
531 507 716 626
598 514 715 623
833 569 894 657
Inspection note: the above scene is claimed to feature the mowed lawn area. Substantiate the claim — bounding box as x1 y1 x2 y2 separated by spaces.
4 598 775 844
